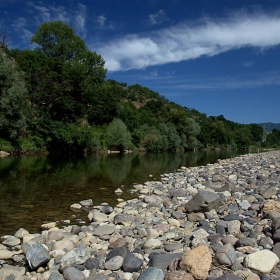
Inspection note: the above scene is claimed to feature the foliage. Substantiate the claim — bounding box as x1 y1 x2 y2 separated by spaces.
31 21 87 60
17 135 46 153
264 129 280 148
0 48 28 140
138 125 166 152
0 138 13 152
1 21 279 154
106 119 132 150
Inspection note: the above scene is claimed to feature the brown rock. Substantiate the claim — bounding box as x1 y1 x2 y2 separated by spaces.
180 245 212 280
153 223 169 233
165 270 194 280
262 200 280 214
109 237 128 249
187 213 205 222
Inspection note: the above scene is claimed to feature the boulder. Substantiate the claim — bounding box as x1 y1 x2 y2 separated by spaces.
60 247 90 270
185 190 221 213
26 243 50 269
180 245 212 280
243 249 279 274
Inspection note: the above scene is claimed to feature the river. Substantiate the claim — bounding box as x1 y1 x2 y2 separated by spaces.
0 150 243 236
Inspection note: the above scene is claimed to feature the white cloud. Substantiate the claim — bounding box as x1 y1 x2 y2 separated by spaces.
148 9 169 25
34 5 51 22
243 60 254 67
97 15 107 27
149 68 158 77
75 3 87 37
7 2 88 48
11 17 33 43
97 12 280 71
154 71 280 92
95 15 115 30
33 4 70 24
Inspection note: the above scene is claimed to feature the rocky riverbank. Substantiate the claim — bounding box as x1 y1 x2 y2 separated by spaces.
1 151 280 280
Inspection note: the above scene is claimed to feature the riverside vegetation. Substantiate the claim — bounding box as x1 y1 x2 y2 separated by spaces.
1 151 280 280
1 21 280 155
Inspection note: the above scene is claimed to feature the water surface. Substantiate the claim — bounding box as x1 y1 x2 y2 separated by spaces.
0 150 242 236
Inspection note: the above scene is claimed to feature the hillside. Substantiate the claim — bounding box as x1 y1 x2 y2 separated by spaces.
258 123 280 133
1 21 279 154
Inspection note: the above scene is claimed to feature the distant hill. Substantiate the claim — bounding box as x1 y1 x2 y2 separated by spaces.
258 123 280 133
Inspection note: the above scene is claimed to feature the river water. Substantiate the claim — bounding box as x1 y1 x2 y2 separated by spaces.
0 150 243 236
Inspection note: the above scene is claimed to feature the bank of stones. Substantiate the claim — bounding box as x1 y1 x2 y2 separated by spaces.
1 151 280 279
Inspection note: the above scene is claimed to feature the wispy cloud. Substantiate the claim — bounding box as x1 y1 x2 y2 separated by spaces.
152 71 280 92
74 3 87 37
97 12 280 71
9 2 87 47
148 68 158 77
148 9 169 25
11 17 33 44
243 60 254 67
95 15 115 30
33 4 70 25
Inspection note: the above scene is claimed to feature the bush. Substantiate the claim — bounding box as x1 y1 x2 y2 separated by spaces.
17 135 46 153
0 138 13 152
106 119 132 151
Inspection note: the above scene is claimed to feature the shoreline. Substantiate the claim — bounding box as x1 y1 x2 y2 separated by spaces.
1 151 280 279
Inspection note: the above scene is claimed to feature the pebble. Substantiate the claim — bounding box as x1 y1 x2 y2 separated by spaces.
1 151 280 279
104 255 124 270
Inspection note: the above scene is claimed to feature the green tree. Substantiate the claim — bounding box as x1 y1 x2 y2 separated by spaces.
31 21 87 60
0 48 27 140
185 118 201 150
106 119 132 150
264 129 280 147
138 124 166 152
158 123 181 150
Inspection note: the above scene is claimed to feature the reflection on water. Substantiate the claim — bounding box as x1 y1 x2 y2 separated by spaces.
0 150 242 236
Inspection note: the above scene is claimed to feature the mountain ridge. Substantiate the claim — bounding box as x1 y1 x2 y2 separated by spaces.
258 123 280 133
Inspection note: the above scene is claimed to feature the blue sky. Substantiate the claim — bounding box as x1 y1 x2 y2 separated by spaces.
1 0 280 124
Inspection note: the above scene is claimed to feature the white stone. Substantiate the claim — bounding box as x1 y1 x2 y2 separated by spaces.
227 220 241 235
79 199 93 207
14 228 29 238
70 203 82 211
88 209 108 222
143 239 162 249
146 229 159 239
243 249 279 274
41 222 57 230
168 218 180 227
192 228 209 239
115 188 123 194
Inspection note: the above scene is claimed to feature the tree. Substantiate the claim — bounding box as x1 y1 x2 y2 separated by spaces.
184 118 201 150
0 49 27 140
18 21 106 125
31 21 87 61
138 124 167 152
186 118 201 136
158 123 181 150
106 119 132 150
264 129 280 148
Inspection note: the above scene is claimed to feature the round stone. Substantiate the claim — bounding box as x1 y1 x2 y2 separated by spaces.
104 255 124 271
